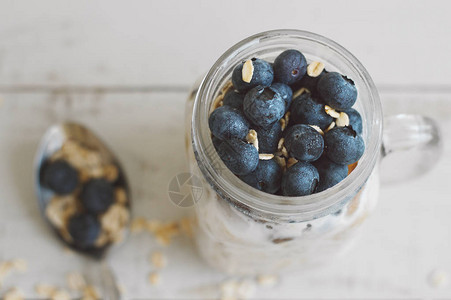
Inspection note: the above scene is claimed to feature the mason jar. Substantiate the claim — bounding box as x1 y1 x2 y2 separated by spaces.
184 30 441 275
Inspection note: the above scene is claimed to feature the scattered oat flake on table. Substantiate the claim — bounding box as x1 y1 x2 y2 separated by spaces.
155 235 171 246
148 272 161 286
257 274 278 287
0 259 27 286
0 261 13 282
117 283 126 295
428 269 449 288
145 219 162 233
220 279 239 299
51 289 71 300
132 217 192 243
67 272 86 291
154 221 180 246
10 259 27 272
2 287 23 300
130 217 147 233
82 285 100 300
111 229 126 244
35 283 57 297
179 217 196 238
219 278 257 300
236 279 256 299
150 252 167 269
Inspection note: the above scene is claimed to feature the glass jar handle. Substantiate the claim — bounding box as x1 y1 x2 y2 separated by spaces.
380 114 442 184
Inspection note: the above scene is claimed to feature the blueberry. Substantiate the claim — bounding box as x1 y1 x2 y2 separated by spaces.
232 58 274 93
293 69 328 97
243 86 285 128
317 72 357 110
217 138 259 175
80 178 114 214
324 126 365 165
273 49 307 85
290 92 333 130
256 121 282 153
256 122 282 153
271 82 293 110
68 213 101 248
209 106 249 140
344 108 363 134
218 139 259 175
240 159 282 194
281 162 319 196
223 90 244 110
313 156 349 192
284 124 324 162
42 160 79 195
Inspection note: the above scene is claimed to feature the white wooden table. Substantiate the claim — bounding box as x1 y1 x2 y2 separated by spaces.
1 1 451 299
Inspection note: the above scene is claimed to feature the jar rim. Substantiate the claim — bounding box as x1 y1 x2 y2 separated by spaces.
192 29 382 220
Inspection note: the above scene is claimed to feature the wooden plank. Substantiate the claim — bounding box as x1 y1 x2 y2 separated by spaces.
0 90 449 298
1 0 451 87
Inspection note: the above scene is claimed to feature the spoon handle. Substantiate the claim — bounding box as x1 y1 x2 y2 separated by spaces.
100 259 121 300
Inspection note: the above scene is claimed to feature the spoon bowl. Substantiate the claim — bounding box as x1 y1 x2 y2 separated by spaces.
34 122 131 257
34 122 130 299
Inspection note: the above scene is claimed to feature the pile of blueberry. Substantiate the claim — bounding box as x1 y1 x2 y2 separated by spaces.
42 159 116 249
209 49 364 196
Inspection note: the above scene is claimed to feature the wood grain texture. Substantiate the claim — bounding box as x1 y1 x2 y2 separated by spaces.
1 0 451 87
0 90 449 299
1 1 451 297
